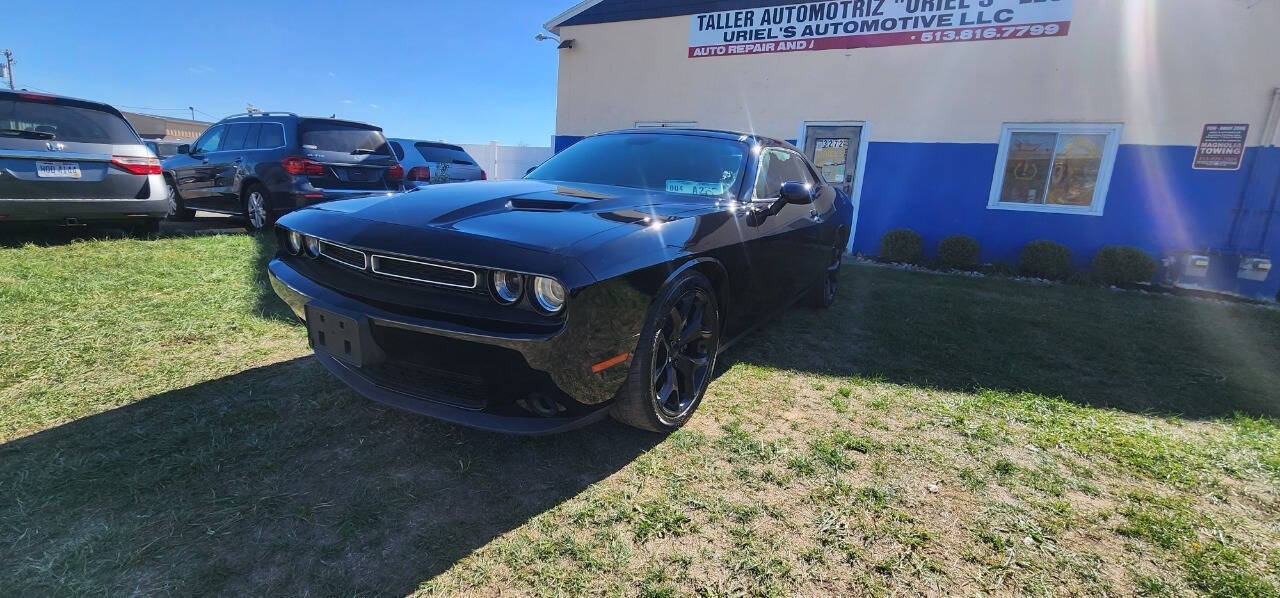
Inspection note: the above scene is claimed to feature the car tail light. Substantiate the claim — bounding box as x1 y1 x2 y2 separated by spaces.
110 155 162 175
281 156 326 176
385 163 404 181
406 166 431 182
480 169 487 181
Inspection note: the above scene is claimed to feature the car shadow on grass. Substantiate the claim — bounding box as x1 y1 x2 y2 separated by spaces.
250 229 300 323
721 265 1280 420
0 357 661 595
0 214 245 248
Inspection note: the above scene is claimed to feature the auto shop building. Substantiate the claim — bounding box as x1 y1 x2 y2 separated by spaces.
544 0 1280 299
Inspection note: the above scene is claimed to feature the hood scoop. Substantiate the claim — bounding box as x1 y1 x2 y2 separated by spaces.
508 198 578 212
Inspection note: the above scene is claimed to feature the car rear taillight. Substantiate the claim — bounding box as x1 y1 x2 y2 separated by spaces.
281 156 326 176
480 169 487 181
385 164 404 181
406 166 431 182
110 155 162 175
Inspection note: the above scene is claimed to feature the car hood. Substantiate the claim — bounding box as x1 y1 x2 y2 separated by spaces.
308 179 718 253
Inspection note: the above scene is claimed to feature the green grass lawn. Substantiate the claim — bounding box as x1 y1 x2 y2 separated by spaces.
2 232 1278 596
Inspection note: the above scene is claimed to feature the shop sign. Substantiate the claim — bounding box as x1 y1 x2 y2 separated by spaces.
689 0 1073 58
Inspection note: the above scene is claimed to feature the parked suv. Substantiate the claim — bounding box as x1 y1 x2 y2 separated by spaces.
0 89 168 235
387 138 485 188
163 112 404 230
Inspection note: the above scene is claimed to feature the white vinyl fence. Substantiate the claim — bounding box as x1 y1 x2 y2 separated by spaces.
458 142 552 180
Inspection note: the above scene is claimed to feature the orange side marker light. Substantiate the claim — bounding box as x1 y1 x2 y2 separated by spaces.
591 352 630 374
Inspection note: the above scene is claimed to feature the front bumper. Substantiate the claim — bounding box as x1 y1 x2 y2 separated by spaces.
268 258 642 434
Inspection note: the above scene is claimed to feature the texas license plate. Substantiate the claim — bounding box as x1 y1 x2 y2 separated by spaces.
305 305 365 366
36 161 82 179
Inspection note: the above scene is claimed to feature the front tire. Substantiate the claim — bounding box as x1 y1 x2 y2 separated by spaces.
242 184 272 232
611 270 720 433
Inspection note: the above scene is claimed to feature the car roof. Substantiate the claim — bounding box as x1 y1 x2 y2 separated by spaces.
597 127 788 147
389 138 467 151
0 89 123 115
217 113 382 130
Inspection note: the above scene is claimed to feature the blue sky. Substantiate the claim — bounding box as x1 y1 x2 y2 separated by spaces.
3 0 575 145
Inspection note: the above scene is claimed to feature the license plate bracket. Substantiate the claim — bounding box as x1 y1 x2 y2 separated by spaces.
36 161 82 179
305 305 366 367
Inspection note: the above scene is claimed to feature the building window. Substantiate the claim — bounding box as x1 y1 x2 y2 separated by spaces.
987 123 1122 216
635 121 697 128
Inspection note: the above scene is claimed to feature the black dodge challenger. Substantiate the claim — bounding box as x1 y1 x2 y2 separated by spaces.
269 128 853 433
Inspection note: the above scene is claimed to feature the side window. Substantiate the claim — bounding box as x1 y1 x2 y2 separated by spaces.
221 123 249 151
257 123 284 149
390 140 405 160
242 123 262 150
752 149 815 200
191 125 225 154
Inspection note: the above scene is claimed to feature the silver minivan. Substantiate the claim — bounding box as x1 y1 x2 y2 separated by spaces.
0 90 169 235
387 138 485 188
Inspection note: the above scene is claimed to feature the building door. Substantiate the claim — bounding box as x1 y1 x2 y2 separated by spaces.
802 124 862 195
800 122 867 250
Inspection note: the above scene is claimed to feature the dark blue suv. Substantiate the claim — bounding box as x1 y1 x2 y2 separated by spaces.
162 112 403 230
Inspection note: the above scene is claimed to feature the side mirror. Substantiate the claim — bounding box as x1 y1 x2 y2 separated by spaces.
525 166 536 176
779 181 813 204
177 144 190 155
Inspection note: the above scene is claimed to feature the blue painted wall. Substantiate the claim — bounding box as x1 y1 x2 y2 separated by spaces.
551 134 1279 300
852 142 1280 299
554 135 585 153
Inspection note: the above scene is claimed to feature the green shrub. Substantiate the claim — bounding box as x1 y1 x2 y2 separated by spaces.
937 235 981 270
1019 240 1073 280
879 228 923 264
1092 246 1156 286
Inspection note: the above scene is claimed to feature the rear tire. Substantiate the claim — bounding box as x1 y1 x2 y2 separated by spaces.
242 184 272 232
611 270 720 433
808 252 841 309
166 178 195 222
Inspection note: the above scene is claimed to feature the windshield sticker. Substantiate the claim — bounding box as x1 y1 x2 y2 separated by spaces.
665 180 726 196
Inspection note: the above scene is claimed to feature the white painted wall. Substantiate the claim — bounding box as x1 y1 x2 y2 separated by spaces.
554 0 1280 146
458 142 552 180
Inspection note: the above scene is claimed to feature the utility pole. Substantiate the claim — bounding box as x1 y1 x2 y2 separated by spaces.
188 106 195 121
2 49 14 90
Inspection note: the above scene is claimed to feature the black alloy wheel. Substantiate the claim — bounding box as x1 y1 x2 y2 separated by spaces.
651 287 717 419
612 271 720 432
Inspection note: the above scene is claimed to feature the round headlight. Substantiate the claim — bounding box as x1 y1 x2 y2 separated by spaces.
491 270 524 304
532 276 566 313
304 235 320 258
287 230 304 254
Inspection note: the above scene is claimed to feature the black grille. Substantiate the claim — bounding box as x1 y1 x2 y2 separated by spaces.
319 241 366 270
357 361 488 410
371 255 477 288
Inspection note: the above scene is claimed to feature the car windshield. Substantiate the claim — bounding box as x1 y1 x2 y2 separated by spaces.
0 97 139 144
526 133 747 199
299 120 391 155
